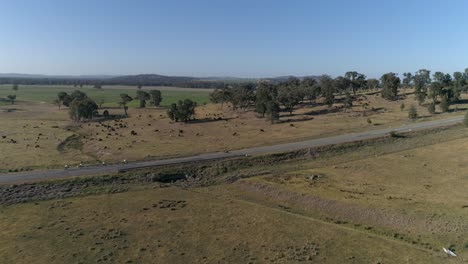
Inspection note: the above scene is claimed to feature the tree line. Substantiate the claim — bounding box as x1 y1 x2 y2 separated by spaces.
54 88 197 123
0 76 231 89
210 69 468 122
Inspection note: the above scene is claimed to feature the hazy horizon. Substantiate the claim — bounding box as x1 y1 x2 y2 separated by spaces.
2 0 468 78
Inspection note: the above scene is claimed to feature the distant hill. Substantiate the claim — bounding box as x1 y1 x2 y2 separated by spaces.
109 74 197 85
0 73 116 79
264 75 321 83
0 73 322 88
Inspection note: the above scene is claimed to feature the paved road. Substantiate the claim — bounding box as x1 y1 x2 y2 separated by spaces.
0 116 463 184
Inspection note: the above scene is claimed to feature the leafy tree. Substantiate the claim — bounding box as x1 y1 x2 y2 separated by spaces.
266 101 280 123
413 69 431 105
345 71 366 95
440 96 450 112
277 82 301 115
57 91 73 107
136 90 150 108
301 77 319 103
367 78 379 90
70 90 88 101
93 84 102 89
230 83 255 110
167 99 197 122
343 91 353 109
255 81 277 117
210 86 233 108
320 75 335 107
7 95 16 104
69 98 98 121
380 72 400 100
402 72 413 88
354 73 367 92
408 105 418 119
334 76 351 95
119 94 133 116
427 102 436 114
12 84 18 92
453 71 465 88
57 92 68 106
53 98 61 109
429 82 442 103
149 90 162 106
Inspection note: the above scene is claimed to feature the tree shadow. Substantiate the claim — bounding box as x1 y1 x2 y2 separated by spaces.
303 106 344 116
449 107 468 112
276 116 314 124
187 117 235 124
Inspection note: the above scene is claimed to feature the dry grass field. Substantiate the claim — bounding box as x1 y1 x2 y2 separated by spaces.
1 89 467 171
1 126 467 263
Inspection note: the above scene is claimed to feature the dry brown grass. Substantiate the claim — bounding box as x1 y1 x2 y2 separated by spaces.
1 89 467 171
222 130 468 258
0 187 452 264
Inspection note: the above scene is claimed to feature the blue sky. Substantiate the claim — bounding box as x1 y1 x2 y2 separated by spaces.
1 0 468 78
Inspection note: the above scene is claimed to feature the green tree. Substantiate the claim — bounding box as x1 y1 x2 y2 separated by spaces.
70 90 88 101
345 71 366 95
7 95 16 104
230 83 255 110
429 82 442 103
255 81 277 117
12 84 18 92
301 77 320 103
367 78 379 90
136 90 150 108
277 82 301 115
69 98 98 122
210 86 233 108
53 98 61 109
266 101 280 123
408 105 418 119
427 102 436 114
149 90 162 106
320 75 335 107
380 72 400 100
453 71 465 88
440 96 450 112
413 69 430 105
57 91 72 107
343 91 353 109
119 94 133 116
402 72 413 88
167 99 197 122
334 76 351 95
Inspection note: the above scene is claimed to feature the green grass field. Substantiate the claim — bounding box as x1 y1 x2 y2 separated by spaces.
0 85 211 107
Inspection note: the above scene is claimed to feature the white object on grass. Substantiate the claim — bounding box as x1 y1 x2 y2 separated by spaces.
443 248 457 257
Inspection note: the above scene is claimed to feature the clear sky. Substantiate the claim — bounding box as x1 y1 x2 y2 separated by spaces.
1 0 468 78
